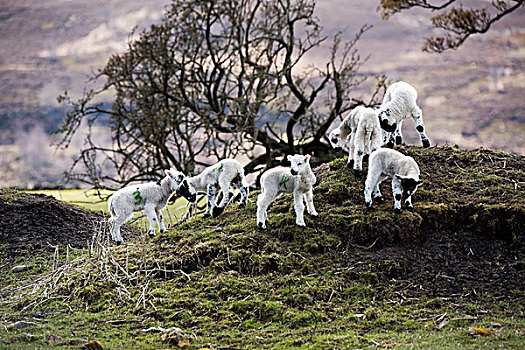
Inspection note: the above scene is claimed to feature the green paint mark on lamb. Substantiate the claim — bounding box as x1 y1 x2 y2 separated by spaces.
132 189 144 206
279 174 290 189
212 163 224 173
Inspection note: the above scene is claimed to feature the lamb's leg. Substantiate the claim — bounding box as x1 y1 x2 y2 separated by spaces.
386 132 395 148
144 205 158 238
204 183 216 218
372 175 388 203
347 132 355 168
394 120 403 145
412 106 430 148
109 216 125 245
391 177 403 214
364 171 381 209
369 130 382 155
257 189 276 229
381 129 389 146
353 128 365 172
213 176 234 217
293 190 306 227
234 176 248 208
405 196 414 211
156 208 167 233
304 189 318 216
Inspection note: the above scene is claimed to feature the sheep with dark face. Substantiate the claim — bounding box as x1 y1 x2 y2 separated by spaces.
364 148 423 213
177 159 249 218
108 169 184 244
257 154 317 229
329 106 383 171
378 81 430 148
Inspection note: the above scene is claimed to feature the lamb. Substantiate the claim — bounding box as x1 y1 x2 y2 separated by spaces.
329 106 383 171
257 154 317 229
378 81 430 148
108 168 184 244
364 148 423 213
177 159 249 218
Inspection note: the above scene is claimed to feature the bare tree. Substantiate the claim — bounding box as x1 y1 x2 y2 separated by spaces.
55 0 385 189
377 0 525 52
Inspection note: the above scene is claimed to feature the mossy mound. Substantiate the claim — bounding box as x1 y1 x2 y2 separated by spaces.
148 145 523 295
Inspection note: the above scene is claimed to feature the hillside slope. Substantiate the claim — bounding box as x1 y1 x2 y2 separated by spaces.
0 145 524 349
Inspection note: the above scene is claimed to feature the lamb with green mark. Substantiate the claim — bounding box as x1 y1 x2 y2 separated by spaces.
108 168 184 244
257 154 317 229
177 159 249 218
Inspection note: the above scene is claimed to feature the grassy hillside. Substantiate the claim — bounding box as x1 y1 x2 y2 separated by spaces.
0 145 524 349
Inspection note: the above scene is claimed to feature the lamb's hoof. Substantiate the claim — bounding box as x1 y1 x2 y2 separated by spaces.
115 240 124 246
396 136 402 145
346 160 354 169
406 205 414 212
386 141 394 148
366 204 373 211
310 211 319 217
353 169 362 177
374 196 385 204
160 229 168 234
212 206 225 217
147 231 156 238
422 139 430 148
296 222 306 227
394 208 402 214
257 222 266 230
203 212 211 218
363 154 369 163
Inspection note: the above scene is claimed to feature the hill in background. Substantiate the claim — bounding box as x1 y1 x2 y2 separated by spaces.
0 0 524 187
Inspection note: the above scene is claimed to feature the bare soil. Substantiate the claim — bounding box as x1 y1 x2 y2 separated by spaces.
0 190 136 258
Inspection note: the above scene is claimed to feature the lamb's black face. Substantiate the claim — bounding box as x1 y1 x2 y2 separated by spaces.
379 109 396 132
400 178 421 197
178 179 197 203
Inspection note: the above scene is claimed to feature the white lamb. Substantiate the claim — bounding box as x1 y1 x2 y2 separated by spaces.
177 159 249 217
108 169 184 244
329 106 383 171
364 148 423 213
378 81 430 148
257 154 317 229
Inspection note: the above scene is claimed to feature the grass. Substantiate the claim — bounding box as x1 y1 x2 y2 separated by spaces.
25 188 196 218
1 145 524 349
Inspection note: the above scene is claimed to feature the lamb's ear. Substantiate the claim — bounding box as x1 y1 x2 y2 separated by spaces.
417 179 423 185
394 174 404 181
304 154 311 162
287 155 293 161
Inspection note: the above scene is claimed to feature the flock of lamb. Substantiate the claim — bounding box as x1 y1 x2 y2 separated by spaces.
108 81 428 244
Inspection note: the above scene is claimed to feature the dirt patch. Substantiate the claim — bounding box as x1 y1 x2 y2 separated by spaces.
0 189 135 258
346 228 524 299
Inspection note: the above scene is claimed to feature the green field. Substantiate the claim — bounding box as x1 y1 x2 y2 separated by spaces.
26 189 198 219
